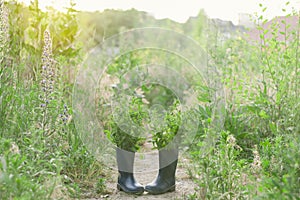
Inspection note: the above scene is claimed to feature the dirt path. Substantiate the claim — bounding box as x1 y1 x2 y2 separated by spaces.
86 141 198 200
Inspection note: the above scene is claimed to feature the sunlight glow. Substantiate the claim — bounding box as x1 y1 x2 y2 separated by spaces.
18 0 300 24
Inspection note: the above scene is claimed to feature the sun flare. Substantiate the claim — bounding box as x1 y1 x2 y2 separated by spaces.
20 0 72 12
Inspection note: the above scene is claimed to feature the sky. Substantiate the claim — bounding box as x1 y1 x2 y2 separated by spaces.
19 0 300 24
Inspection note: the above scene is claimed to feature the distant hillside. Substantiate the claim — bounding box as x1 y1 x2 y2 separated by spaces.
184 15 246 41
77 9 184 47
77 8 247 48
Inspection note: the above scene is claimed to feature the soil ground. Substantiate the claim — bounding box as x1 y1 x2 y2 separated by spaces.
85 141 198 200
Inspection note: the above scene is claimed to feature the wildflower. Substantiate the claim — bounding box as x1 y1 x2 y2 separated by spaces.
38 30 57 134
226 134 236 146
0 1 9 65
59 103 70 124
10 142 20 154
251 145 262 171
226 134 242 151
40 30 55 103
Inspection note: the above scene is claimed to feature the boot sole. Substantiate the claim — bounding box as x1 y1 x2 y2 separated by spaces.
145 184 176 195
117 184 144 195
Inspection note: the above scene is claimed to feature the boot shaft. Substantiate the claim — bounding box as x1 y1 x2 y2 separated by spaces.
158 148 179 169
144 148 179 194
116 147 135 173
158 148 179 183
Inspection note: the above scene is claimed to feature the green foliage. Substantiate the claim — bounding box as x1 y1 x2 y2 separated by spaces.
0 1 105 199
191 131 248 199
256 134 300 199
99 49 186 151
151 99 181 149
188 1 300 199
1 0 300 199
104 96 148 152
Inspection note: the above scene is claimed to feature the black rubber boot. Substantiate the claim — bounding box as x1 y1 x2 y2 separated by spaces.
116 148 144 195
145 148 178 194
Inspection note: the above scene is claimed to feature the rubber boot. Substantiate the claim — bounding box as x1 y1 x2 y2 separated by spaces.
145 148 179 194
116 148 144 195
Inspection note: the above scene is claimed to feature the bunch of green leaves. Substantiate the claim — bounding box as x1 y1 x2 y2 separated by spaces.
105 96 148 152
100 52 147 152
151 99 181 149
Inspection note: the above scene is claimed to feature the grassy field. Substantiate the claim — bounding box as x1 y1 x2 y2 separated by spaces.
0 1 299 199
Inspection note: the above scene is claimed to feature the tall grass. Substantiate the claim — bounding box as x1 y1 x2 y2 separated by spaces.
189 2 300 199
0 1 107 199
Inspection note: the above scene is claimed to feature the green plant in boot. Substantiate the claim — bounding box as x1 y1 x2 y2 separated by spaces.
102 94 147 194
145 148 179 194
146 100 181 194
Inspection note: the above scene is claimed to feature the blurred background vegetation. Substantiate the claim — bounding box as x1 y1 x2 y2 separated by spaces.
0 0 299 199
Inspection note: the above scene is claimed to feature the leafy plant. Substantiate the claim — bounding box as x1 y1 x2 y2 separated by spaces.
151 99 181 149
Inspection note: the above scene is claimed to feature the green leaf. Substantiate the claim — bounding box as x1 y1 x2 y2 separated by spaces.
263 29 269 35
279 31 285 35
259 110 269 119
262 7 267 12
269 122 277 134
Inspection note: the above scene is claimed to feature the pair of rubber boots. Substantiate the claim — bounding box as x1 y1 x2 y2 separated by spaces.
116 148 178 195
